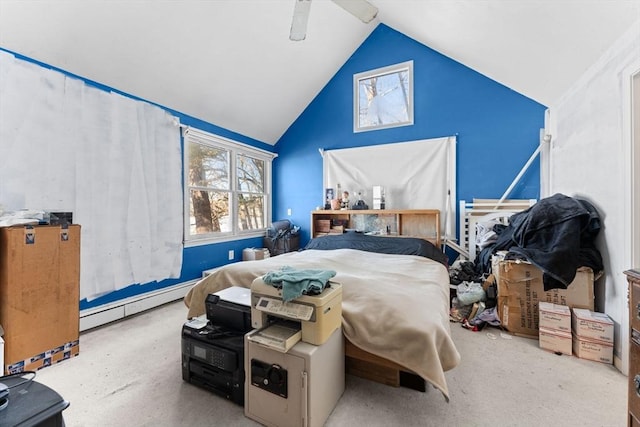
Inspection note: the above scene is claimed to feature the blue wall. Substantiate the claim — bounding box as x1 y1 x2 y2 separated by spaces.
81 236 264 309
273 24 546 245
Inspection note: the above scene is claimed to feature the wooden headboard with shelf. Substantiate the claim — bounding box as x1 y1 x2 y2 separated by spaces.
310 209 440 247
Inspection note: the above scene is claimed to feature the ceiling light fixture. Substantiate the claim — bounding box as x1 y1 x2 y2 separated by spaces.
290 0 312 41
289 0 379 41
332 0 378 23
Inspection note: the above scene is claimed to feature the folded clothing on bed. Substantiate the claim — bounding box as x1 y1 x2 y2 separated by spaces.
262 266 336 302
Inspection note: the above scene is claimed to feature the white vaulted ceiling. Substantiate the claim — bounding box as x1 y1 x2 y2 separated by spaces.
0 0 638 145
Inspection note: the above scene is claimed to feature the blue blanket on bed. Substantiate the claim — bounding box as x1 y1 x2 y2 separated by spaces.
303 231 448 267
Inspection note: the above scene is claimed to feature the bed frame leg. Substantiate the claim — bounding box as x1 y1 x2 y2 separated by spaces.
399 371 427 392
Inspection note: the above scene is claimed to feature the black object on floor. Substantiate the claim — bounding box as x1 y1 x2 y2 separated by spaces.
0 372 69 427
399 371 427 392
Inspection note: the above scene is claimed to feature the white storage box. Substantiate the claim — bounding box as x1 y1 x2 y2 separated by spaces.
539 327 572 355
571 308 614 344
539 302 571 333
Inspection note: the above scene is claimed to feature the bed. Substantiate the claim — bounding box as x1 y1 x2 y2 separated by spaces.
183 232 460 401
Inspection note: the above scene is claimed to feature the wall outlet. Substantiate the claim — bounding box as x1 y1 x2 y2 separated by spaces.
228 250 234 260
287 208 292 216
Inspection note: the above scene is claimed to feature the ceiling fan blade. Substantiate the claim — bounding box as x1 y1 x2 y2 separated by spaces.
332 0 378 23
290 0 312 41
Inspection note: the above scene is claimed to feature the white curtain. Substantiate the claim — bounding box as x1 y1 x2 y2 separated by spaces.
0 50 183 300
323 136 456 238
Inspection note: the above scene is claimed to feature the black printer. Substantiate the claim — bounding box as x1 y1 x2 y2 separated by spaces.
181 287 252 405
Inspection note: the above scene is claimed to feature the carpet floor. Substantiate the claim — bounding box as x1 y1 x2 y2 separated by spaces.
32 300 626 427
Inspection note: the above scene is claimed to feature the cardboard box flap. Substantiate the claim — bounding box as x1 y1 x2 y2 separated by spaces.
539 327 572 339
572 308 613 325
539 302 571 316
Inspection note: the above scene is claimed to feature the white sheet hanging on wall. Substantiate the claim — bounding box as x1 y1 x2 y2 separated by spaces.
323 136 456 238
0 50 183 301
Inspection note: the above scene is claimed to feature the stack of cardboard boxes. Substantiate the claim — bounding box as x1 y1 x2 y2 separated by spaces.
572 308 614 364
538 303 614 364
494 254 614 364
538 302 572 355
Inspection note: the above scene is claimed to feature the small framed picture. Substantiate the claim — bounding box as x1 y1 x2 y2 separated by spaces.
353 60 414 133
324 188 334 209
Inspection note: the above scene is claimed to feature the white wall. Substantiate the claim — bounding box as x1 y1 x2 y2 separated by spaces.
548 20 640 374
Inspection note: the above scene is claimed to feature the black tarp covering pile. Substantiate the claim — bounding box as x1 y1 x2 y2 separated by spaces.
476 193 603 291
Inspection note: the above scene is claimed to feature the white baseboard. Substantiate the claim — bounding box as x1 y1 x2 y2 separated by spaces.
79 280 197 332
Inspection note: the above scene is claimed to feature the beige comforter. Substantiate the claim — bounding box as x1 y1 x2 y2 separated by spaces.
183 248 460 400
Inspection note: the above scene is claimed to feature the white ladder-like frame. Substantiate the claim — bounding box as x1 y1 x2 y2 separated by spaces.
459 199 537 261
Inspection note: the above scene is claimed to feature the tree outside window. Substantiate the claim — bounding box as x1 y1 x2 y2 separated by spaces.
184 129 273 242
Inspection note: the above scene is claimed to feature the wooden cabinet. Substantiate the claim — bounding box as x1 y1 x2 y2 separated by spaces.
626 269 640 426
310 209 440 246
0 225 81 373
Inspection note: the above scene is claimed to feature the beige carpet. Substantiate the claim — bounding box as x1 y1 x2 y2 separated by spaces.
31 300 626 427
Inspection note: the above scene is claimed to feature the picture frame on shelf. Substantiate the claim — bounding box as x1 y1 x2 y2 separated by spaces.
324 188 334 210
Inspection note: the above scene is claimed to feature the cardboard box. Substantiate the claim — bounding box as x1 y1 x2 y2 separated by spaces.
242 247 270 261
539 327 572 355
315 220 331 233
539 302 571 333
6 340 80 374
571 308 614 344
0 225 81 374
572 335 613 364
495 259 594 338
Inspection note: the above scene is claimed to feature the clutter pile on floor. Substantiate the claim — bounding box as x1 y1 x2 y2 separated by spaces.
449 193 605 335
449 260 501 332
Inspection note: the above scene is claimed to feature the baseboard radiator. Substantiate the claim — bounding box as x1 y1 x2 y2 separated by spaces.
79 280 197 332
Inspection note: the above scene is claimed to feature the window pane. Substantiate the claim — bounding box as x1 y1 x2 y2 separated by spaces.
189 189 231 234
184 128 273 242
358 70 410 127
237 193 265 230
189 143 229 190
237 154 264 193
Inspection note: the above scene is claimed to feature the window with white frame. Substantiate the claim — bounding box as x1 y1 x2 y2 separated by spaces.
183 128 275 244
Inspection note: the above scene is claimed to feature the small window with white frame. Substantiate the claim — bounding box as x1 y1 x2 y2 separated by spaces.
183 127 275 244
354 60 414 133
